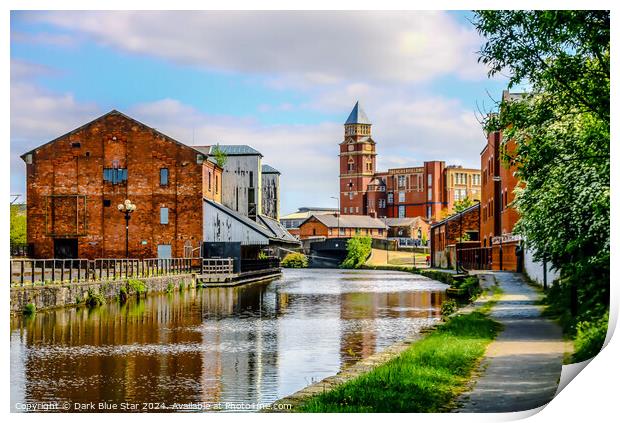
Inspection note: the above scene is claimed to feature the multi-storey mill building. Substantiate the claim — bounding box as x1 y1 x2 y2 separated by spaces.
338 102 481 223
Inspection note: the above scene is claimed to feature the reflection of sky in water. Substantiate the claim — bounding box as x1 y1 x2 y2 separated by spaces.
11 269 446 411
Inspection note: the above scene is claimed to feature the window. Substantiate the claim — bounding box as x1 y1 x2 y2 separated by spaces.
249 171 254 188
398 175 406 187
215 175 219 194
349 192 354 200
355 207 359 213
103 199 111 207
71 142 81 148
157 244 172 259
160 207 169 224
339 227 345 236
427 189 432 200
208 171 212 191
103 168 127 184
379 199 386 208
427 205 432 219
160 168 169 186
348 163 355 171
387 193 394 204
398 191 405 202
427 174 432 187
366 162 372 172
398 205 406 218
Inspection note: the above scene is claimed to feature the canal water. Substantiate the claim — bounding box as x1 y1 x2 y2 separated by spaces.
10 268 447 412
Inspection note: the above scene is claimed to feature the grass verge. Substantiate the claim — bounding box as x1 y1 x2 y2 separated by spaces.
298 311 501 412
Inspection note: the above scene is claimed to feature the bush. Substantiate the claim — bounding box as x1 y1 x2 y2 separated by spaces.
127 279 147 296
282 252 308 268
573 312 609 362
23 303 36 316
258 251 269 260
341 236 372 269
118 286 128 303
441 299 458 318
454 276 482 299
85 288 106 308
166 282 174 293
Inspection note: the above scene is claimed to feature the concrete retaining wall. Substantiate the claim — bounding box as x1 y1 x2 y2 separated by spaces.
10 274 195 314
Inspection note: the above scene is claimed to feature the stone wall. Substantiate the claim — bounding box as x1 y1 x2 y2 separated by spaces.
10 274 195 314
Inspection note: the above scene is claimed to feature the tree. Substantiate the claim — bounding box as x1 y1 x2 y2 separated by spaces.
474 11 609 329
211 143 228 168
10 204 27 246
453 197 475 214
440 197 475 220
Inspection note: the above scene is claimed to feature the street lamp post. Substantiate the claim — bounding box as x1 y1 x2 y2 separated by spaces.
118 199 137 258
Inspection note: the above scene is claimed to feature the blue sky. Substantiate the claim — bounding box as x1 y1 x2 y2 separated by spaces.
10 11 508 214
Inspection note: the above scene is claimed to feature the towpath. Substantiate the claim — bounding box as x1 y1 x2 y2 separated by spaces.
456 272 568 413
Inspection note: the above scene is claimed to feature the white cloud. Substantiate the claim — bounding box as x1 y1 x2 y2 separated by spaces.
10 60 101 196
10 72 486 212
28 11 486 84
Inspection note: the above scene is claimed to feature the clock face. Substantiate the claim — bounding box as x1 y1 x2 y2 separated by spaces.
365 144 372 151
348 144 355 151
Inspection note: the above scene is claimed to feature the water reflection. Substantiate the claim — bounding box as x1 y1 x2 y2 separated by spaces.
11 268 446 412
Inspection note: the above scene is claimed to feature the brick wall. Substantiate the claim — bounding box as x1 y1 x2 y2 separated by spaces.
24 111 215 259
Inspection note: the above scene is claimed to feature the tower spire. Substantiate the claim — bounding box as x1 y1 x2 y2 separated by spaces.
345 101 371 125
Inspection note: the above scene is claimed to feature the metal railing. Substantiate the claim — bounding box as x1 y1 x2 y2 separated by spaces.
458 247 493 271
10 257 212 287
240 258 280 273
201 258 234 275
10 243 32 258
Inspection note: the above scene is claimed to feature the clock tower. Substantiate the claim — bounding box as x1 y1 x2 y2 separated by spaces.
339 101 376 215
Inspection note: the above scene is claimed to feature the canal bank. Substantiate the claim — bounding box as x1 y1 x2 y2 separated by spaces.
10 258 282 314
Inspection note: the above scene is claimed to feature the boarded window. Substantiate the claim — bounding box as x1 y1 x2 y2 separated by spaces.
103 168 127 184
160 168 169 186
157 244 172 259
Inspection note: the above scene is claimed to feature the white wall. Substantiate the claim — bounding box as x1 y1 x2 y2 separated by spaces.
203 201 269 246
221 155 262 217
524 246 560 286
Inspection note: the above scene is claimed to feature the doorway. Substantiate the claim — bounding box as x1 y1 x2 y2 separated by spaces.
54 238 78 259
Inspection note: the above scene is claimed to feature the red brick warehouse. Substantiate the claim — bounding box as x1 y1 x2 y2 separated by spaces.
21 110 223 259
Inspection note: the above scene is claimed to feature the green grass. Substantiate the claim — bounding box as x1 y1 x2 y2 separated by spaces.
298 311 501 413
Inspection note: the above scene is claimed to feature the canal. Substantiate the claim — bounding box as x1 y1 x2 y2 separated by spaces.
10 268 447 412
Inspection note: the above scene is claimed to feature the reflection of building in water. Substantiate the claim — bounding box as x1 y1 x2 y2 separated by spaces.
12 284 282 407
339 291 378 362
338 289 445 364
197 282 280 404
14 291 206 406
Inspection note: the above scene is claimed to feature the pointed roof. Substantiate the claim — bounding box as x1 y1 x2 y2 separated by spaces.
345 101 371 125
20 109 208 160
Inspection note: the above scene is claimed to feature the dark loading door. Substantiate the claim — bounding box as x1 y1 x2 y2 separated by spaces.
54 238 78 259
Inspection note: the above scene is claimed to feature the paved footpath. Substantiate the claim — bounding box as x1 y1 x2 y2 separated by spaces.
456 272 568 413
